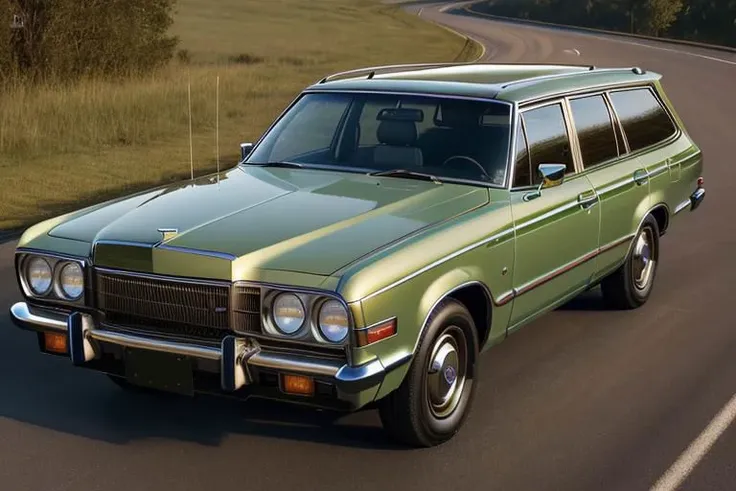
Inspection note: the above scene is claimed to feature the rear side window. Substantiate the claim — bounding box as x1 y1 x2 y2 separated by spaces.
569 95 620 169
609 88 677 152
520 103 575 186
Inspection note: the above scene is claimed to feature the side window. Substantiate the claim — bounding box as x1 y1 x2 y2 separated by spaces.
512 121 531 187
609 87 677 152
569 95 620 169
521 103 575 185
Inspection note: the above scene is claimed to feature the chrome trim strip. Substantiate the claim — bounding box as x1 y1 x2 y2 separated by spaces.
94 266 231 287
512 233 635 299
355 316 397 332
648 164 669 178
360 227 514 302
155 244 237 261
249 351 343 377
93 239 154 249
674 199 692 215
10 302 68 332
515 249 599 296
596 177 634 197
515 200 580 233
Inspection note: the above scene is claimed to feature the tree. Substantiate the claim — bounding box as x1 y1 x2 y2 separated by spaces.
646 0 684 35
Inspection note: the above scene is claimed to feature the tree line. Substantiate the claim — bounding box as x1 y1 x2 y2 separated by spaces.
475 0 736 48
1 0 179 84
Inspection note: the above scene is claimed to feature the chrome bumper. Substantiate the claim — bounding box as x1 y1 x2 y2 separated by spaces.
690 187 705 211
10 302 410 408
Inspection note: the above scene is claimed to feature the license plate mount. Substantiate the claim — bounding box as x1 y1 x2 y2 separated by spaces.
124 348 195 396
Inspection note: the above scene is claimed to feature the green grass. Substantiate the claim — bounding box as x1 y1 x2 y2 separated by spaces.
0 0 480 230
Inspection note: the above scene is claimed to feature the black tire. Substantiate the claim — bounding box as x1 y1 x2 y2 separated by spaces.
601 214 660 310
378 298 479 447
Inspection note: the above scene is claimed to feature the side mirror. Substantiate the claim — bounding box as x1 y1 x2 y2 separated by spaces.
240 142 254 161
523 163 567 201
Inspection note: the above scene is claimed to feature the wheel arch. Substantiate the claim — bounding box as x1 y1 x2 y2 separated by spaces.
416 276 495 357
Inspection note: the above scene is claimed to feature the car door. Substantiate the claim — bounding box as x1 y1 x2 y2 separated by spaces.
567 91 651 278
607 87 681 215
508 100 601 330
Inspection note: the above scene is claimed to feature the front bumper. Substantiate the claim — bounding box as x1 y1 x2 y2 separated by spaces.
10 302 411 410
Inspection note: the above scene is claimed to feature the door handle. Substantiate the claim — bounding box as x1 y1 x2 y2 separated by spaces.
633 169 649 185
577 191 598 209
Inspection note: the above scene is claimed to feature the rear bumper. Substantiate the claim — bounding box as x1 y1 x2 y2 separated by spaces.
690 187 705 211
10 301 411 410
675 186 706 215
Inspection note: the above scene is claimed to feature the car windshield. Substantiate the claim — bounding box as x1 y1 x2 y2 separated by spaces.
244 91 513 186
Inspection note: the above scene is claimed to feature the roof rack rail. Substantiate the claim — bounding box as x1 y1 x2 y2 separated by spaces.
316 61 599 85
317 62 473 84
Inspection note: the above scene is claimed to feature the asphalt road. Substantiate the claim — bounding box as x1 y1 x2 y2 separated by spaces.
2 2 735 490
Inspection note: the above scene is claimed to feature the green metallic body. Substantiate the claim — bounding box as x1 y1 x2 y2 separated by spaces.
12 63 704 410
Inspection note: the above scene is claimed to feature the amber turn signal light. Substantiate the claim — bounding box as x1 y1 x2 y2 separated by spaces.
44 332 68 354
281 374 315 396
356 318 397 347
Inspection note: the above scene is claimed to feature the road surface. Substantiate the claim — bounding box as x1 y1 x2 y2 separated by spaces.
1 2 735 490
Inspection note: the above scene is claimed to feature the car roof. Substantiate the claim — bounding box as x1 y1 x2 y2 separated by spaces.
304 62 662 103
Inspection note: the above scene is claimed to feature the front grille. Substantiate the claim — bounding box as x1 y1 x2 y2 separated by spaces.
95 269 236 341
232 284 261 333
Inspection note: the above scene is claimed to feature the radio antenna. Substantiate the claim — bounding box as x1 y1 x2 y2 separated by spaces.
216 74 220 184
188 76 194 180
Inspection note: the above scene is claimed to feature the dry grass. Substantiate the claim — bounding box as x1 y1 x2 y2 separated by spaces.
0 0 480 230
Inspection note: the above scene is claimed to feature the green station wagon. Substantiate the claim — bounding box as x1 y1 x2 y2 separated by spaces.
10 62 705 447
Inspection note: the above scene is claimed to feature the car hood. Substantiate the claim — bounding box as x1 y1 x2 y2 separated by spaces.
47 166 489 276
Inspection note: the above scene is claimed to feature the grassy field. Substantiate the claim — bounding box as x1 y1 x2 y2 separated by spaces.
0 0 480 231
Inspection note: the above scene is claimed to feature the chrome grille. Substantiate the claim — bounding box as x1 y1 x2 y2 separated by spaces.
232 284 261 333
95 269 233 341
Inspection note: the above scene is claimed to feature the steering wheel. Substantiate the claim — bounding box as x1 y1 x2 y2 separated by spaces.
441 155 490 180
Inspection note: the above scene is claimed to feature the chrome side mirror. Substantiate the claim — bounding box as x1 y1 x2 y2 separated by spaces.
240 142 254 161
523 163 567 201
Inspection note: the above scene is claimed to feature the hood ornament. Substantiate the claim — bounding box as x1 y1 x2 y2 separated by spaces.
157 228 179 242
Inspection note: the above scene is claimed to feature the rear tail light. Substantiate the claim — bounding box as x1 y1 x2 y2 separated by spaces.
697 176 704 188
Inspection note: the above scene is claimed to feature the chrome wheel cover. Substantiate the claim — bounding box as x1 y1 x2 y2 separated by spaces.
632 227 656 291
426 326 468 419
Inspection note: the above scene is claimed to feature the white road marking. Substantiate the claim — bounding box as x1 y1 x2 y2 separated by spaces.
587 34 736 66
563 48 581 56
459 4 736 66
650 392 736 491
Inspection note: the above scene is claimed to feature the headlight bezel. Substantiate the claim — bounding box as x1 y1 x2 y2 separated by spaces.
238 282 354 347
16 251 88 307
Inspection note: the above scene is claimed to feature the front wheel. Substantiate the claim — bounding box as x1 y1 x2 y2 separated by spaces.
601 214 660 309
378 298 479 447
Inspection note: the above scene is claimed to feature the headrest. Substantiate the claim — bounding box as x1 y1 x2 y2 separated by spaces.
377 120 418 147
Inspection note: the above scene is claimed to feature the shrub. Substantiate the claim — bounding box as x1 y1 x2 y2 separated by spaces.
2 0 179 84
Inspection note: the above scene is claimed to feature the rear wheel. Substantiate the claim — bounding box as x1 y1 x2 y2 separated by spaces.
601 215 660 309
378 299 479 447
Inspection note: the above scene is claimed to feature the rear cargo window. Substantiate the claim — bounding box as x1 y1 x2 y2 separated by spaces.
609 87 677 152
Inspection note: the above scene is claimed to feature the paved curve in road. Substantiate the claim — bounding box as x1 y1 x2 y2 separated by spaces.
1 3 734 490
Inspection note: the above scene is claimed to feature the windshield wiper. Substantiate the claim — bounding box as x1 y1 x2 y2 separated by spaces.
368 169 442 184
249 161 303 169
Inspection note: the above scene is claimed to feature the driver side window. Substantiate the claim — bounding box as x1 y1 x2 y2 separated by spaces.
514 103 575 188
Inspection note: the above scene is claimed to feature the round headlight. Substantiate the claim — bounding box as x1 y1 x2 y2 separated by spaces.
58 262 84 300
272 293 305 334
26 257 52 295
318 300 349 343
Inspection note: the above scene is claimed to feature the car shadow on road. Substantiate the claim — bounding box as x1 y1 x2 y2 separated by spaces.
0 359 404 449
557 286 613 311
